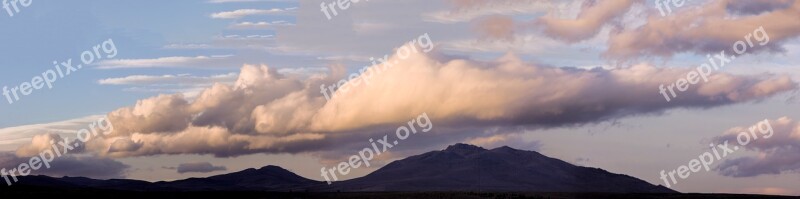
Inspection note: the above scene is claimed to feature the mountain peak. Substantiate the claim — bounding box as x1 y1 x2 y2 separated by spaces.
258 165 286 171
492 145 517 152
335 143 676 193
444 143 485 151
442 143 487 157
444 143 486 152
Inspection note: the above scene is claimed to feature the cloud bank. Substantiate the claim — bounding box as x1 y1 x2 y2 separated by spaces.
29 47 793 159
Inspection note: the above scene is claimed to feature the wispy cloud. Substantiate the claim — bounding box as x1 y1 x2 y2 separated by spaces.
98 73 238 98
98 73 238 85
0 115 104 151
229 21 294 29
210 8 297 19
95 55 235 69
174 162 227 174
423 0 559 23
162 43 212 49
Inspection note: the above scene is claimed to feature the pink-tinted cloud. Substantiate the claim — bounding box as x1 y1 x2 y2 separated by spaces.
17 46 797 158
713 117 800 177
538 0 638 42
607 0 800 59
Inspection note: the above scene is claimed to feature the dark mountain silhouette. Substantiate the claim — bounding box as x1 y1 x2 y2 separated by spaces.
3 143 674 193
6 165 320 192
328 143 674 193
154 165 319 191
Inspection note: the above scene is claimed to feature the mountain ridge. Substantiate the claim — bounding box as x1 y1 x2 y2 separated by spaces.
2 143 675 193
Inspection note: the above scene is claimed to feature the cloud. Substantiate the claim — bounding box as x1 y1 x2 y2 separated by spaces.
96 55 235 69
472 15 516 41
606 0 800 59
161 35 278 51
98 73 238 86
712 117 800 177
439 34 560 53
97 73 239 97
277 67 329 79
162 44 212 49
352 22 395 34
424 0 559 23
463 130 541 151
230 21 294 29
0 152 129 179
45 46 795 158
738 187 798 196
212 35 276 50
0 115 104 151
174 162 227 174
726 0 795 15
307 53 795 133
537 0 638 42
210 8 297 19
15 134 85 157
429 0 636 43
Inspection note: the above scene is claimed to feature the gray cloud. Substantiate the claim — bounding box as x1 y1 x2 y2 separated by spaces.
0 152 129 179
175 162 227 174
713 117 800 177
726 0 795 15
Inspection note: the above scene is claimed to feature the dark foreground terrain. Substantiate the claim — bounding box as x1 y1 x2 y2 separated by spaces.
0 187 797 199
3 144 796 198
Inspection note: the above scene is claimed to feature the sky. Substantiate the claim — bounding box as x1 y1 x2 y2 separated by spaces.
1 0 800 196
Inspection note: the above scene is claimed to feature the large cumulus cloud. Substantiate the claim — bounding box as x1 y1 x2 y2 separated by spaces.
30 46 794 159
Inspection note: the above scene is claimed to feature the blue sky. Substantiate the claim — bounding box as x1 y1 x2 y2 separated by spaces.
1 0 800 196
0 0 301 126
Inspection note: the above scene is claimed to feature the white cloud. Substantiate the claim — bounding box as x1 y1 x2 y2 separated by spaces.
0 115 104 151
162 43 212 49
98 73 238 86
95 55 235 69
229 21 294 29
210 8 297 19
98 73 238 99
